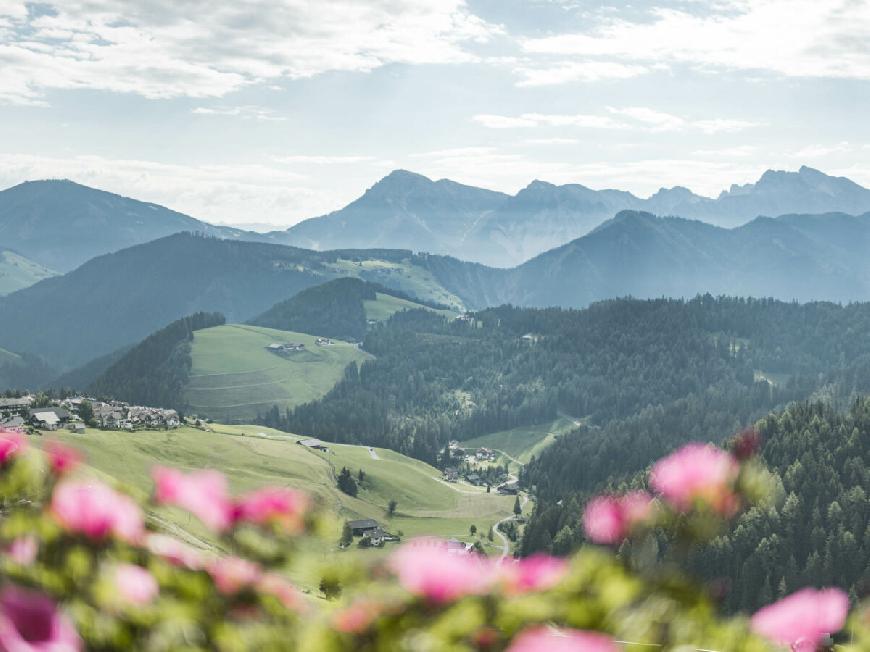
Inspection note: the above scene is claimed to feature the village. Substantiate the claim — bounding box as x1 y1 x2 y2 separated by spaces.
0 395 181 433
441 441 519 495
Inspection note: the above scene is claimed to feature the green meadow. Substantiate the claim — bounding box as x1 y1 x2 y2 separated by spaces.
459 416 579 470
185 324 371 422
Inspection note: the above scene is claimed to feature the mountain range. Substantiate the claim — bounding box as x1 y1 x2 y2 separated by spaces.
281 166 870 266
7 207 870 376
3 166 870 274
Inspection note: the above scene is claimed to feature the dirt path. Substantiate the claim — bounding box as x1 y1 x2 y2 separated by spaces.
494 494 529 560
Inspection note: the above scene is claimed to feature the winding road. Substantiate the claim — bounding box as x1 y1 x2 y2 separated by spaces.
494 494 529 560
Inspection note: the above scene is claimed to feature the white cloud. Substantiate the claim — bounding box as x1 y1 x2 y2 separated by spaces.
0 1 501 105
474 107 758 133
521 1 870 81
790 142 854 160
192 105 285 121
273 155 385 165
523 138 581 145
0 152 342 226
515 60 647 86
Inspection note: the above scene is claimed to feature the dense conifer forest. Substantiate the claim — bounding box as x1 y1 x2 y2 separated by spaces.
88 312 225 410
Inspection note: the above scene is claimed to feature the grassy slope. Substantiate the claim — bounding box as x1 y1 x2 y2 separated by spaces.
40 426 515 585
363 292 457 322
326 258 466 310
0 250 56 295
185 324 371 422
459 416 580 469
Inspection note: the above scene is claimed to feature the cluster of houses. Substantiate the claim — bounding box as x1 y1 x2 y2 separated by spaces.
266 342 306 356
0 395 180 433
315 337 333 346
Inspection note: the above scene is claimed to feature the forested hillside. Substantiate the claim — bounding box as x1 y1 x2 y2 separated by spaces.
262 296 870 465
89 312 225 410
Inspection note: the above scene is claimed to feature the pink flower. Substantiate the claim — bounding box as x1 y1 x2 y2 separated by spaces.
499 554 568 594
51 481 143 543
207 556 261 595
333 601 382 634
650 443 739 515
258 573 304 612
390 538 494 603
583 491 654 544
507 625 618 652
0 430 25 465
152 467 233 532
45 443 82 475
112 564 159 606
0 585 80 651
751 587 849 651
6 536 38 565
145 534 204 570
234 487 308 532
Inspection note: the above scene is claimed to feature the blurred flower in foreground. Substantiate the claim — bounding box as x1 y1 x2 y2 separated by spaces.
0 585 80 651
6 536 38 565
145 533 204 570
234 486 309 532
650 443 739 515
333 600 382 634
0 429 25 464
51 481 143 543
152 467 233 532
45 442 82 476
583 491 653 544
258 573 304 612
499 554 568 593
112 564 159 606
731 426 762 461
507 625 618 652
390 539 493 603
750 587 848 652
208 556 261 595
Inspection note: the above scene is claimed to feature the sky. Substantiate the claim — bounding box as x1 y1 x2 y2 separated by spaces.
0 0 869 230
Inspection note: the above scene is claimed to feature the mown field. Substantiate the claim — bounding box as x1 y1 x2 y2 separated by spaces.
39 425 517 587
363 292 456 322
459 416 579 470
185 324 371 422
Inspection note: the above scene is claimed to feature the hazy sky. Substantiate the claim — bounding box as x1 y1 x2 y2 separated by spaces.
1 0 869 229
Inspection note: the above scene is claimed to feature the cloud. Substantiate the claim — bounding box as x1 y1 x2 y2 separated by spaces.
474 107 758 133
514 60 647 86
0 1 501 105
0 152 339 226
192 105 285 121
520 0 870 82
273 155 385 165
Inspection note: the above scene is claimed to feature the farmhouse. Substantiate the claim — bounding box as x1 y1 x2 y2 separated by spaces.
297 438 329 451
442 467 459 482
0 397 32 416
498 482 520 495
347 519 380 537
266 342 305 355
315 337 333 346
446 538 472 554
28 408 70 430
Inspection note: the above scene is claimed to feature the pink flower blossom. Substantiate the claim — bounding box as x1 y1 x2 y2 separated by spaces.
152 467 233 532
145 534 204 570
650 443 739 515
112 564 159 606
507 625 619 652
751 587 849 651
333 601 381 634
499 554 568 593
51 481 143 543
207 556 261 595
45 443 82 476
258 573 304 612
0 430 25 465
6 536 38 565
583 491 654 544
234 487 308 532
0 585 80 651
390 538 494 603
